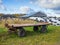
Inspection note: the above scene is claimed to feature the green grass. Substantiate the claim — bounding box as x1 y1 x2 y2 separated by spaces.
0 25 60 45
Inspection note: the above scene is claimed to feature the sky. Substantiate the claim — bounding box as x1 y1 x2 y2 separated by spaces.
0 0 40 14
0 0 60 17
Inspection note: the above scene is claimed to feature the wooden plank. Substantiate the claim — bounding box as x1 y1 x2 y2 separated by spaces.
7 22 50 28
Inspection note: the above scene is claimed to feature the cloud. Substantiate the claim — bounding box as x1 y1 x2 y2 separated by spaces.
30 1 33 4
54 10 60 14
19 6 34 14
0 0 2 3
0 0 6 10
31 0 60 9
30 0 60 17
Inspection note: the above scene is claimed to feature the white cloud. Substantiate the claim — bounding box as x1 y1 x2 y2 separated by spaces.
31 0 60 8
30 1 33 4
54 10 60 14
0 0 2 3
0 0 6 10
19 6 34 14
30 0 60 17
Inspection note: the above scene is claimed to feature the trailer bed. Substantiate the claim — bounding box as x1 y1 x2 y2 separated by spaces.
5 22 50 37
7 22 50 27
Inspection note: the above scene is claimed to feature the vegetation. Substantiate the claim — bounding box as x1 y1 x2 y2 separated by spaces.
13 14 26 17
0 18 36 25
0 19 60 45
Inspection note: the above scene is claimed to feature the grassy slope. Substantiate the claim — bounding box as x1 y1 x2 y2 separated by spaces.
0 25 60 45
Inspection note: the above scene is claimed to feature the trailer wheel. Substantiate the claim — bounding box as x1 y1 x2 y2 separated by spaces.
18 27 26 37
8 29 12 34
40 25 47 33
33 26 39 32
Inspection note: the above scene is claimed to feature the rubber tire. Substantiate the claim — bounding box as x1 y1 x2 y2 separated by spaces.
40 25 47 33
8 29 12 34
18 28 26 37
33 26 39 32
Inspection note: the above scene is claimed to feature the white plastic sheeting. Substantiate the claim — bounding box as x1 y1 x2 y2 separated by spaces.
29 17 60 26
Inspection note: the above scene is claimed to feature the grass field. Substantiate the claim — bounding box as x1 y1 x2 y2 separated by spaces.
0 19 60 45
0 25 60 45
